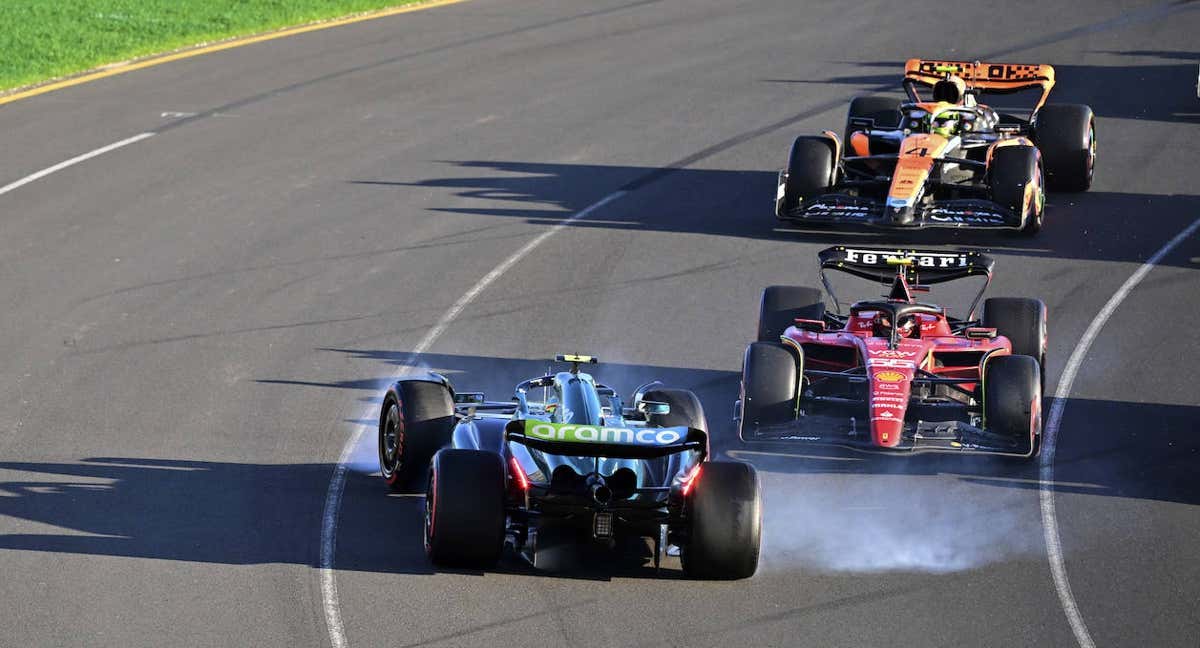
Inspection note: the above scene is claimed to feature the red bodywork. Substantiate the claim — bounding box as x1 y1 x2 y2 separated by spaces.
781 308 1012 449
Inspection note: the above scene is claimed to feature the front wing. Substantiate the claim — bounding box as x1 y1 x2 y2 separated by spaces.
776 186 1023 231
740 408 1036 458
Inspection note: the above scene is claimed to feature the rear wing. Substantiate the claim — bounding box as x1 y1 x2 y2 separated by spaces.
505 420 707 460
903 58 1056 112
818 246 994 318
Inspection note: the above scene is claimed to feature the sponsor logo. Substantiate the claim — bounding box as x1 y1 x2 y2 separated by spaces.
872 396 907 405
877 383 901 391
875 371 906 383
843 248 969 268
882 432 890 441
868 358 916 369
526 422 682 446
873 349 917 358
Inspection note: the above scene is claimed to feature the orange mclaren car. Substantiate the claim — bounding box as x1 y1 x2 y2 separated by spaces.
774 59 1096 234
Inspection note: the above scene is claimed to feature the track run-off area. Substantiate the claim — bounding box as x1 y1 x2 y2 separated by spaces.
0 1 1197 646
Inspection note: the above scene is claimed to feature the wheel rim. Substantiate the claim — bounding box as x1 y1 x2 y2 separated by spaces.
380 404 404 478
424 469 436 553
1085 122 1096 181
1030 165 1045 229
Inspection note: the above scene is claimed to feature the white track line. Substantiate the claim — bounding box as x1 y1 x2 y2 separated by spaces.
0 132 155 197
1041 216 1200 648
319 189 627 648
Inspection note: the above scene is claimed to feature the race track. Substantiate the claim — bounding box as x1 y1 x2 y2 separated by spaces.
1 1 1198 646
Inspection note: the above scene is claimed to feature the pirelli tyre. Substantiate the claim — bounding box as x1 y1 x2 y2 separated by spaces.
988 145 1043 235
779 136 836 215
1034 103 1095 192
739 342 798 441
681 461 762 580
983 297 1048 391
641 388 708 432
424 449 506 567
379 379 455 492
983 354 1042 460
844 95 902 145
757 285 825 342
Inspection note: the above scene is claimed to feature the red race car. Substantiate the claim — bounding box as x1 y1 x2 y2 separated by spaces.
738 246 1046 459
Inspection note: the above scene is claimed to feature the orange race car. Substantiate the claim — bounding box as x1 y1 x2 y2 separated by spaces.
774 59 1096 234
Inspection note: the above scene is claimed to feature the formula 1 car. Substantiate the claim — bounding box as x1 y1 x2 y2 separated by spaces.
738 247 1046 459
775 58 1096 233
378 355 761 579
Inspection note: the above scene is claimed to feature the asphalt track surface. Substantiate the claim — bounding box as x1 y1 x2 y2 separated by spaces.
0 1 1197 646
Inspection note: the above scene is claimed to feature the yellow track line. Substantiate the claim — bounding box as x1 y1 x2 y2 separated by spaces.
0 0 467 108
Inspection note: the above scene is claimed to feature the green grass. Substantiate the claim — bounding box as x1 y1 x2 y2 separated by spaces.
0 0 428 91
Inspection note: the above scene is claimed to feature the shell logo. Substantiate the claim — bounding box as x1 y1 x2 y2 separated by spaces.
875 371 906 383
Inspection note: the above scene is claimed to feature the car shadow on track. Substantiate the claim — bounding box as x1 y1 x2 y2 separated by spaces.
734 396 1200 508
351 160 1200 269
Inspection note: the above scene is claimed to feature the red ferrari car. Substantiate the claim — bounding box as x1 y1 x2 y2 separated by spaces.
738 246 1046 459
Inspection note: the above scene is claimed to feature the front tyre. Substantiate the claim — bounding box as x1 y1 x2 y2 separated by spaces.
983 355 1042 460
379 380 455 492
681 461 762 580
779 136 836 216
988 145 1043 236
642 387 708 432
739 342 799 441
425 449 506 567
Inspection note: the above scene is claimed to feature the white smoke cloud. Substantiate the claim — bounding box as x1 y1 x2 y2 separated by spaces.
740 451 1042 573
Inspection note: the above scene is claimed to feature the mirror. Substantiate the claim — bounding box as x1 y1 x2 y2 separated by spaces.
637 400 671 416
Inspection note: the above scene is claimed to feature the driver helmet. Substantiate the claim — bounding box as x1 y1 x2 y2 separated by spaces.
873 312 919 338
932 75 966 103
930 110 961 138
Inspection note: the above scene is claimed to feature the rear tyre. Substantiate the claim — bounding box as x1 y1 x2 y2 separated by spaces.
642 388 708 432
739 342 798 441
424 449 506 567
844 95 902 144
681 461 762 580
988 145 1042 235
779 136 835 215
758 285 825 342
982 297 1048 391
1035 104 1095 192
983 355 1042 460
379 380 455 492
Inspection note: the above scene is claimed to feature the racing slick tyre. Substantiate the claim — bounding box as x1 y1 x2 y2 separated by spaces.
681 461 762 580
982 297 1048 392
424 449 506 567
983 355 1042 460
844 95 902 145
779 136 836 215
988 145 1043 235
1034 103 1095 192
642 388 708 432
739 342 798 441
758 285 825 342
379 380 455 492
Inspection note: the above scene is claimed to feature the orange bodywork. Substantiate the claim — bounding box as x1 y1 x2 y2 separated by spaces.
904 59 1056 112
888 132 953 204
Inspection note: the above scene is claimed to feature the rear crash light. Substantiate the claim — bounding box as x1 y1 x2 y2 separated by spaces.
593 512 614 539
679 463 702 497
509 456 529 492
